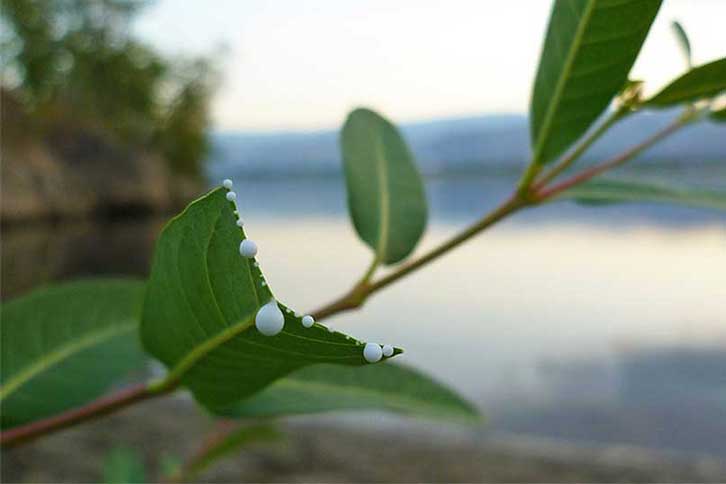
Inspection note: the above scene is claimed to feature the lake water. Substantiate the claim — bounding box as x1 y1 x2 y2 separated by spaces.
4 174 726 455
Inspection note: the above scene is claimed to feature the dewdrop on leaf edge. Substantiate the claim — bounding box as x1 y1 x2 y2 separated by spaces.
226 191 237 202
222 179 233 189
301 315 314 328
382 345 394 357
363 343 383 363
239 239 257 258
255 300 285 336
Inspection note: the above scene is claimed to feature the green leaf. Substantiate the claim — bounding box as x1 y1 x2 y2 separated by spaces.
341 108 427 265
183 424 280 481
140 188 401 413
671 20 692 68
103 447 146 484
219 362 480 423
561 178 726 210
645 58 726 106
709 107 726 122
530 0 662 165
0 279 146 429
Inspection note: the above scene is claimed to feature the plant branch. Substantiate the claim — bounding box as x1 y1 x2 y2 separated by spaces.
516 160 542 195
533 107 629 189
533 114 691 201
311 193 528 319
312 110 697 322
168 420 279 482
0 383 167 449
0 109 698 450
166 419 237 482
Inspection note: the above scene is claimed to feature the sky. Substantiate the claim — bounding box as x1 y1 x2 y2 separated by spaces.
134 1 726 131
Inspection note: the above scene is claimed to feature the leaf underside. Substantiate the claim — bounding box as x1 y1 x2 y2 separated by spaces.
562 178 726 210
219 362 480 422
140 188 400 413
645 57 726 107
341 108 427 265
0 280 146 429
530 0 663 165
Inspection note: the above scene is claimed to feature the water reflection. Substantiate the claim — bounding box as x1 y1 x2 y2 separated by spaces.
2 175 725 454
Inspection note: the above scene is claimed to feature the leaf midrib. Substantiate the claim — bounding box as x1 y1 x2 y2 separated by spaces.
161 206 260 386
373 124 391 262
0 320 136 400
155 315 256 388
533 0 598 164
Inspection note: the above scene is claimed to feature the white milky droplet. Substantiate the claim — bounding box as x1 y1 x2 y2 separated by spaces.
239 239 257 258
255 300 285 336
301 315 314 328
363 343 383 363
222 179 233 189
226 191 237 202
236 219 244 227
382 345 394 357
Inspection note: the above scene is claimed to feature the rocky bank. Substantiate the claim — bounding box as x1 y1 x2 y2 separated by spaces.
1 89 202 224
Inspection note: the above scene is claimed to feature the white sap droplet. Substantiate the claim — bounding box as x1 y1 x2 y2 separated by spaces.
255 300 284 336
239 239 257 258
236 219 244 227
382 345 394 357
363 343 383 363
222 179 233 189
226 191 237 202
301 315 314 328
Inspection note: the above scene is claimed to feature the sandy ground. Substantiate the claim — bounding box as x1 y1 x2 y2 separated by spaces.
3 398 726 483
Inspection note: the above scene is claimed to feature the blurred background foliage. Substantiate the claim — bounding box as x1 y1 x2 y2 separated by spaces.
1 0 216 178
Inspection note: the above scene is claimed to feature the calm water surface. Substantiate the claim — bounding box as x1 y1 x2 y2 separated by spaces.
4 175 726 454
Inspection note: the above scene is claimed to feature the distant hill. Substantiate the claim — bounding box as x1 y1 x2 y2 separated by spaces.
210 110 726 178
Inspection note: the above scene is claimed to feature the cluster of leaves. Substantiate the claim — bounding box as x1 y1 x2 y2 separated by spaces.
1 0 725 480
522 1 725 195
0 0 215 177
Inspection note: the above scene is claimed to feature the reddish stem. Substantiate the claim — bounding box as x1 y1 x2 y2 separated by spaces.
0 383 160 449
534 117 685 201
